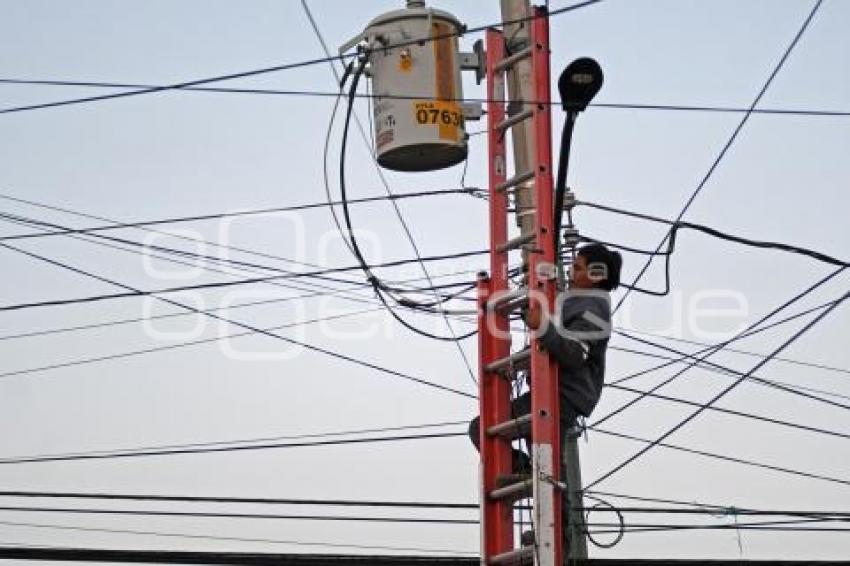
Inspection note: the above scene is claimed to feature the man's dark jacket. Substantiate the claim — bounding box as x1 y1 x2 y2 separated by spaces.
538 292 611 418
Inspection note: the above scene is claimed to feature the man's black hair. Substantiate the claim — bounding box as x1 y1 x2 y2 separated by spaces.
577 243 622 291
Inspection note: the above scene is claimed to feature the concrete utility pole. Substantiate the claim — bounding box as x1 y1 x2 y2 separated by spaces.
499 0 537 245
499 1 589 560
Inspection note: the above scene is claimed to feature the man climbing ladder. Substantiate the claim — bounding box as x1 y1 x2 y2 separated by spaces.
471 5 614 564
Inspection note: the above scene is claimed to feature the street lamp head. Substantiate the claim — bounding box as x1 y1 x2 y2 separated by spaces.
558 57 604 112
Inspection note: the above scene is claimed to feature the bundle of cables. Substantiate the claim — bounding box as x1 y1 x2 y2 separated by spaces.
331 48 478 341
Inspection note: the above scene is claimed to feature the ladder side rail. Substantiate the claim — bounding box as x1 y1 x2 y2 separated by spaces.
528 8 562 566
479 27 515 564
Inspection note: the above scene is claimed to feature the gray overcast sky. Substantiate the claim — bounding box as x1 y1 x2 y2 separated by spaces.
0 0 848 561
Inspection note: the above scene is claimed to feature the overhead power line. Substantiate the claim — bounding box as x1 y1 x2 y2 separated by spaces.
614 0 824 311
594 271 850 429
0 0 602 116
0 307 387 382
1 489 845 520
588 425 850 488
619 325 850 377
0 265 482 343
0 429 467 466
614 327 850 410
0 209 480 312
608 298 841 386
0 520 475 555
2 78 848 118
0 190 486 304
605 382 850 441
0 505 846 528
588 288 849 489
0 245 486 314
590 520 850 535
1 415 841 492
0 420 468 468
0 188 484 242
579 200 848 271
0 242 477 400
0 490 477 510
586 489 850 517
0 505 479 525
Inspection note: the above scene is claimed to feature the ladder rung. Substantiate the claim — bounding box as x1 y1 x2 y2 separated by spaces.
496 233 535 253
496 170 534 193
489 546 534 565
489 478 532 501
484 349 530 374
496 109 533 132
487 414 532 440
486 289 528 312
493 46 533 73
496 473 529 487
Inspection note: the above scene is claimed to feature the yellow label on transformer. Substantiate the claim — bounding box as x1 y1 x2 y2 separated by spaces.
413 101 463 141
429 21 461 142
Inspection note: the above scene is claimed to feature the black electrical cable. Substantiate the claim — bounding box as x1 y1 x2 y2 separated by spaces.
577 209 847 267
613 328 850 411
0 421 469 469
0 242 477 400
0 245 488 314
574 214 847 298
620 325 850 377
587 289 849 489
0 0 602 116
0 505 479 525
592 268 847 429
0 519 475 555
335 53 476 342
0 188 484 242
0 209 481 351
0 266 485 343
0 307 384 382
0 429 467 466
613 0 824 311
585 490 850 520
0 188 488 308
579 507 850 518
582 494 625 549
4 79 849 118
0 210 479 307
0 210 482 380
319 5 480 367
0 274 478 384
608 298 840 386
589 518 850 534
0 490 477 510
609 340 850 406
605 382 850 441
587 425 850 488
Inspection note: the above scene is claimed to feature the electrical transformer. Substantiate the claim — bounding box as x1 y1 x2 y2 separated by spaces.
342 1 468 172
